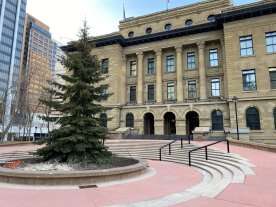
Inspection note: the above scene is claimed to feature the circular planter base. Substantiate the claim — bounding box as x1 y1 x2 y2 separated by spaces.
0 158 148 186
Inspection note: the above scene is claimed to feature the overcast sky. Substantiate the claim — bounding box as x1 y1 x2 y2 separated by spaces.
26 0 257 45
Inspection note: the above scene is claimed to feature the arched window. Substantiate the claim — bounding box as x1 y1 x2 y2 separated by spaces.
164 23 172 31
246 107 261 130
100 113 107 128
274 108 276 129
126 113 134 128
185 19 193 27
207 15 216 22
211 110 223 131
128 31 134 38
145 27 152 34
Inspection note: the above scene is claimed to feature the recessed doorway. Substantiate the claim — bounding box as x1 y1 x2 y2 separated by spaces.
144 113 155 135
164 112 176 135
186 111 199 135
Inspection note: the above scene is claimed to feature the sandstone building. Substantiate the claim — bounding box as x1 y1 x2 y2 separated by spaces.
67 0 276 143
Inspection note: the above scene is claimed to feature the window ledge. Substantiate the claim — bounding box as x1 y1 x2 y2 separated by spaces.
240 55 256 58
127 102 137 105
242 90 257 93
145 73 156 76
145 101 156 105
166 100 177 104
165 71 176 74
266 52 276 55
208 66 220 69
185 68 198 71
250 130 264 133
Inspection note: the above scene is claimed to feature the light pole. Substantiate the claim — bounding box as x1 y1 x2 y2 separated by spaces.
35 126 37 141
233 96 240 140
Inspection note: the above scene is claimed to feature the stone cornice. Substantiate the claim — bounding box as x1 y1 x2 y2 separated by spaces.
119 0 231 29
61 1 276 52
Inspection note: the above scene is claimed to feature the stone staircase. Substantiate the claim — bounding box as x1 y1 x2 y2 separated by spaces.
0 151 34 164
106 139 255 198
0 140 255 198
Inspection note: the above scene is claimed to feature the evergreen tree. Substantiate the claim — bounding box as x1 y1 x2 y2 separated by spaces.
37 22 112 164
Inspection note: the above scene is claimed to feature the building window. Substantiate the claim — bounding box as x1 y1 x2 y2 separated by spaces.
187 52 196 70
246 107 261 130
129 60 137 77
207 15 215 22
147 58 155 75
164 23 172 31
147 84 155 102
166 55 175 73
266 32 276 53
167 82 175 101
126 113 134 128
129 86 136 103
209 48 219 67
240 35 254 56
242 69 257 91
211 110 223 131
274 108 276 130
270 68 276 89
211 78 220 97
185 19 193 27
101 58 109 74
188 80 197 99
128 31 134 38
146 27 152 34
100 113 108 128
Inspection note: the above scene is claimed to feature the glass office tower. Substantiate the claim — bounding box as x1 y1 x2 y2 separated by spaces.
0 0 27 139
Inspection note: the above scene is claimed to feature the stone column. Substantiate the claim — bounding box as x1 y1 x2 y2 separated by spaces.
198 42 207 100
137 52 144 105
120 55 127 105
176 46 184 103
155 49 163 103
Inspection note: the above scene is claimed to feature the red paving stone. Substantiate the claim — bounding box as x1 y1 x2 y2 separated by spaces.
1 142 276 207
0 159 201 207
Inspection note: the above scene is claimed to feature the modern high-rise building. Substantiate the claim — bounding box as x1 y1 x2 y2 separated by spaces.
21 14 53 113
0 0 27 132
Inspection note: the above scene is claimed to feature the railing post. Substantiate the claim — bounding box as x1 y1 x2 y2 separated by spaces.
205 147 208 160
227 140 230 153
181 138 183 148
188 135 191 144
189 152 191 166
159 148 162 161
169 144 171 155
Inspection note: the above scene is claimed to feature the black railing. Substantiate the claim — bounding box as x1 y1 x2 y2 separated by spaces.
159 138 184 161
188 139 230 166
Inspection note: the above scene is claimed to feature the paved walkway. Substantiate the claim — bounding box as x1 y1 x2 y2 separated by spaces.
0 142 276 207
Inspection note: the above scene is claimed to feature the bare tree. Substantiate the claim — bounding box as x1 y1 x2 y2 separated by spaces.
0 86 21 142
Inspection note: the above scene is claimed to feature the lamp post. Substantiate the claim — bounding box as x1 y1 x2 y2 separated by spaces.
35 126 37 141
233 96 240 140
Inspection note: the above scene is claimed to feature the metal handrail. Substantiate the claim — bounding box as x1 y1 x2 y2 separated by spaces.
188 139 230 166
159 138 184 161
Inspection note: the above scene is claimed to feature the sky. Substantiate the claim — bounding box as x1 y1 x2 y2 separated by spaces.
26 0 257 45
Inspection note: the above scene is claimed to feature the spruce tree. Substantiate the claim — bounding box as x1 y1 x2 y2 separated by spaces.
37 22 112 164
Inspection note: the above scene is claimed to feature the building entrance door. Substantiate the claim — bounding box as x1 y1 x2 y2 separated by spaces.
164 112 176 135
186 111 199 135
144 113 155 135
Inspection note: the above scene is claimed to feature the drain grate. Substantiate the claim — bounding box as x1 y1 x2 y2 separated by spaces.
79 184 98 189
